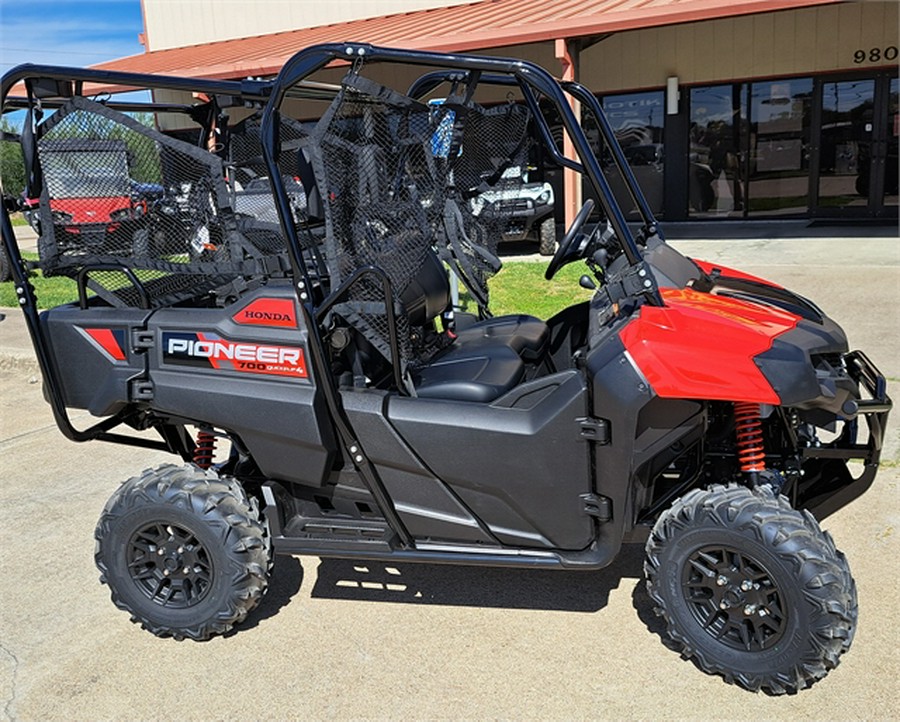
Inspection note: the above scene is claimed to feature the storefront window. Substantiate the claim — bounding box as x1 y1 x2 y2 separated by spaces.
594 90 666 219
688 85 746 217
747 78 812 216
882 77 898 209
817 79 876 210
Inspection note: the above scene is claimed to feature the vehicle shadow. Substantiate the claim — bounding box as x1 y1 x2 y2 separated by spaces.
309 542 649 614
230 555 305 635
631 565 670 642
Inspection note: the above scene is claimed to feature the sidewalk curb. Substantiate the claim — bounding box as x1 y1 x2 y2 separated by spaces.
0 306 40 374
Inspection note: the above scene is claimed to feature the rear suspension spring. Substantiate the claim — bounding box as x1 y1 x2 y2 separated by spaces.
193 429 217 470
734 402 766 473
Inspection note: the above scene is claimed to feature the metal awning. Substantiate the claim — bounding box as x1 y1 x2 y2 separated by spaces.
88 0 839 81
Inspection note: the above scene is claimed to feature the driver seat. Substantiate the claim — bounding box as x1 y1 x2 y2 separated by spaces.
402 252 550 402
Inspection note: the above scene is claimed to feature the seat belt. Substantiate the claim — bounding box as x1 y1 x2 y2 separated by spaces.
21 82 44 203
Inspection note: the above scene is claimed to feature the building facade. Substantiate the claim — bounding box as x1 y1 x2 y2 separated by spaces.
131 0 898 223
576 2 898 221
139 0 475 51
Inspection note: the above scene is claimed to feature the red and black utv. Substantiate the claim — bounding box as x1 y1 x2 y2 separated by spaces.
0 44 890 694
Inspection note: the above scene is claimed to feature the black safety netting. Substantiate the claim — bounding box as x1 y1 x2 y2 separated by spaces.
27 74 537 348
310 76 440 367
33 97 286 308
308 73 535 371
439 99 532 310
228 112 318 253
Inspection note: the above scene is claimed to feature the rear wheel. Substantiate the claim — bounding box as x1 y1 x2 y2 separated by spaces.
95 463 271 640
645 484 856 694
538 217 557 256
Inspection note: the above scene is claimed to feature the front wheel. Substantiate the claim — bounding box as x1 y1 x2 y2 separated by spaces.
645 484 856 694
95 464 271 640
538 217 557 256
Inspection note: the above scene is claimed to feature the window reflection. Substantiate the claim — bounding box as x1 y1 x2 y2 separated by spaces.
568 73 895 221
882 77 898 208
689 85 746 217
584 90 665 219
748 79 812 216
817 79 875 210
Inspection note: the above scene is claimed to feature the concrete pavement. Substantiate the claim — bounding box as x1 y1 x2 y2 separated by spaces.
0 235 898 720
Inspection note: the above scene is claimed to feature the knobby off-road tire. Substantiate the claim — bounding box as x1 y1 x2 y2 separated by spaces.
0 246 11 282
644 484 857 694
538 217 557 256
95 463 271 641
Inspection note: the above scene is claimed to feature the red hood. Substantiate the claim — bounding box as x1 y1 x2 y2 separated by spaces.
51 196 131 224
619 287 801 404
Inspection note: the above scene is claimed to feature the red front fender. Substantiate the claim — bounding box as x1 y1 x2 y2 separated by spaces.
619 288 801 404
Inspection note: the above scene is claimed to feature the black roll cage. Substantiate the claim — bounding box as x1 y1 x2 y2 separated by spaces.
0 43 663 456
258 43 664 307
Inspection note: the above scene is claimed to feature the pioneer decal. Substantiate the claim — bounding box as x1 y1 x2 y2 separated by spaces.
162 332 308 379
233 298 298 328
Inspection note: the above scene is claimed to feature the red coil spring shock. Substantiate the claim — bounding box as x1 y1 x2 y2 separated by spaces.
733 402 766 473
193 429 217 470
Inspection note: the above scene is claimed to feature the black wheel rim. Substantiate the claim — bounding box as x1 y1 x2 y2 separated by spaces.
681 545 787 652
126 522 213 608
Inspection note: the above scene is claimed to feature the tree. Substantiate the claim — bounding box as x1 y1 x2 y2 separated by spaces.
0 118 25 198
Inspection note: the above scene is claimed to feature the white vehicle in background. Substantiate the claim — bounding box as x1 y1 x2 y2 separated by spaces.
470 164 557 255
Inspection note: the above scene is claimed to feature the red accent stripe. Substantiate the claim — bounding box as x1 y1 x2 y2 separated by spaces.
85 328 126 361
196 332 222 369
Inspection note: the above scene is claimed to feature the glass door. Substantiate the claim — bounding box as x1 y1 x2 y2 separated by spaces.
878 76 898 212
747 78 813 216
687 85 746 218
813 78 875 214
812 74 897 217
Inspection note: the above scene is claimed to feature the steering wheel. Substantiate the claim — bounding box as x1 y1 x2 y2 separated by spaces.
544 199 595 280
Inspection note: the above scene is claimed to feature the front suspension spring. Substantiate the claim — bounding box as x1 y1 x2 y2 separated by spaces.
734 402 766 473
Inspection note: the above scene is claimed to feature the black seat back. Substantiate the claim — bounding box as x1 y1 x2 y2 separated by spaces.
400 251 451 328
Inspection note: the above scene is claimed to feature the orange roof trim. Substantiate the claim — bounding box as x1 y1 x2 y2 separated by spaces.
93 0 839 81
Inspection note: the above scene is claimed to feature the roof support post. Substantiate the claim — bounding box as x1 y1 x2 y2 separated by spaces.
555 38 582 229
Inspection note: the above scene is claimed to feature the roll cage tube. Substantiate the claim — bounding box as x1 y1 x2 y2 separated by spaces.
0 65 271 450
561 80 664 242
261 43 662 307
0 64 271 107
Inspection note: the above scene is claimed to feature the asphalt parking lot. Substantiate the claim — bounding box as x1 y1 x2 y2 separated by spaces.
0 233 898 720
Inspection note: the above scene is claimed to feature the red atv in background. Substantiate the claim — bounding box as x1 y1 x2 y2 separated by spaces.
0 44 891 695
26 139 146 251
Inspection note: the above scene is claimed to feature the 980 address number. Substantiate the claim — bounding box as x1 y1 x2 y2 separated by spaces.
854 47 898 64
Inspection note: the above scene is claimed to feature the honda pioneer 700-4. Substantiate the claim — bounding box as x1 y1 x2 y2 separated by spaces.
1 44 890 694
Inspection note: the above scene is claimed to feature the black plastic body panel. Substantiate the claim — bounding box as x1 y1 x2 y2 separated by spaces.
39 305 148 416
341 389 495 544
755 317 849 409
145 287 336 486
388 370 594 550
585 329 656 552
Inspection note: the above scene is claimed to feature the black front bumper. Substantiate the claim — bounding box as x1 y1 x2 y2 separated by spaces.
799 350 892 519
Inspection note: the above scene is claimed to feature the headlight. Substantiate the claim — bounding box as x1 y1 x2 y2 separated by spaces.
109 208 133 222
536 190 552 205
51 210 73 224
